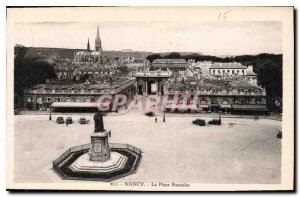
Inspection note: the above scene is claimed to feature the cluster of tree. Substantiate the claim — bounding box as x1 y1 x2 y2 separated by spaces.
146 52 233 63
233 53 282 98
14 45 57 109
234 54 282 112
78 74 90 82
146 52 283 111
146 54 163 63
182 53 234 62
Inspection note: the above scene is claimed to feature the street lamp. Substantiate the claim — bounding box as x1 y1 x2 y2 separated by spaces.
49 106 52 121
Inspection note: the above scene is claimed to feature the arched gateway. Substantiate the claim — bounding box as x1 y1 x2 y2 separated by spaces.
135 70 172 96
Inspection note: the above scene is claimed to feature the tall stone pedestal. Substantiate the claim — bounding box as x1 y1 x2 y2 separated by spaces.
89 130 111 162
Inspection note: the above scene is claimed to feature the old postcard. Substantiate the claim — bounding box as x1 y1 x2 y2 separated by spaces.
6 7 294 191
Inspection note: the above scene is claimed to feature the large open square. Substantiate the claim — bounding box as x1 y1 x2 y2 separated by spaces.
7 6 295 191
14 110 282 184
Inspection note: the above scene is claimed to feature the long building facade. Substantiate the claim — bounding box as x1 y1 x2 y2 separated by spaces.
24 78 135 112
152 59 187 73
210 62 258 85
163 77 268 114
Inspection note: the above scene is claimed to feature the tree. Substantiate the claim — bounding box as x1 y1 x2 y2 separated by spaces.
14 46 57 109
233 53 282 99
182 54 224 62
233 53 282 112
164 52 181 59
146 54 162 63
79 74 91 82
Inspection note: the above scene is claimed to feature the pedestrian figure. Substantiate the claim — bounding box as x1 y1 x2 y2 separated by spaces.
155 117 157 123
66 122 68 127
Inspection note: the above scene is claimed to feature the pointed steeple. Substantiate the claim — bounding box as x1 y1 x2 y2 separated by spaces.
87 37 90 51
95 25 103 64
96 25 101 42
95 25 102 52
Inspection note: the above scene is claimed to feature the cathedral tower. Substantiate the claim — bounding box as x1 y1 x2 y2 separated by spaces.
87 37 90 51
95 26 102 52
95 25 103 63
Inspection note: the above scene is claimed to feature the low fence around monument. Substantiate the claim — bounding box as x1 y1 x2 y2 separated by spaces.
70 143 91 152
52 142 142 181
53 148 72 167
110 143 142 155
53 143 142 167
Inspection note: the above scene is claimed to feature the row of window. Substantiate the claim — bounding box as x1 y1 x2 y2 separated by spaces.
212 69 245 75
167 89 262 94
28 97 94 103
39 87 119 93
198 98 264 105
165 98 264 105
27 92 135 103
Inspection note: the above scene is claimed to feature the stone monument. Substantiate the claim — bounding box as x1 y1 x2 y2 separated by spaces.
53 111 142 181
89 111 111 162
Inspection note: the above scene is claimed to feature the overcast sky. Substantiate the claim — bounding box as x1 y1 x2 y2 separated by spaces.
14 21 282 56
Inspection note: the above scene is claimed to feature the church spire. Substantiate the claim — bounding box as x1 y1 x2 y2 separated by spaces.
96 25 100 42
95 25 103 64
87 37 90 51
95 25 102 52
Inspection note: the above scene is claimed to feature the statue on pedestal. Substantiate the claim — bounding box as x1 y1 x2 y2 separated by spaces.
94 111 105 132
90 111 110 162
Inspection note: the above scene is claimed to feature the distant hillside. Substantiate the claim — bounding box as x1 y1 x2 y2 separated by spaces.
160 52 203 56
25 47 78 59
105 50 152 59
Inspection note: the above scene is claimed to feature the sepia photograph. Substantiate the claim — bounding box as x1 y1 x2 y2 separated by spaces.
6 6 294 191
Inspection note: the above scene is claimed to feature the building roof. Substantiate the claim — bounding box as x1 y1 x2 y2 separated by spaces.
232 105 268 111
91 51 100 56
75 50 100 56
246 70 257 76
210 62 247 69
167 77 262 92
51 102 98 108
51 101 111 108
152 64 186 68
153 59 187 64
